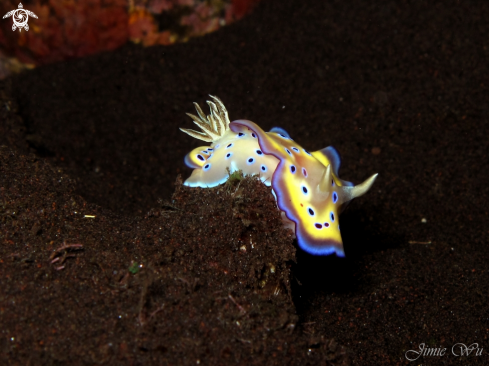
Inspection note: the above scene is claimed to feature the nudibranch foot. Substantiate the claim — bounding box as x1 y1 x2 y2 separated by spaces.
179 96 378 257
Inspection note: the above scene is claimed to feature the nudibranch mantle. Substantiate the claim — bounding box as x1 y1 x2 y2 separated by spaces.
180 96 378 257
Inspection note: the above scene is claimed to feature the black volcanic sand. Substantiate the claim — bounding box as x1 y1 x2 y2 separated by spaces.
1 0 488 364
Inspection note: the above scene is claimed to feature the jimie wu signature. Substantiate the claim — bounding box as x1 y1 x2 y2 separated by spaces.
405 343 483 361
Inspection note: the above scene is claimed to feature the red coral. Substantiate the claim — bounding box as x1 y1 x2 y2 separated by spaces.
128 8 171 46
180 2 220 36
1 0 129 65
0 0 263 77
147 0 175 14
228 0 262 20
147 0 195 14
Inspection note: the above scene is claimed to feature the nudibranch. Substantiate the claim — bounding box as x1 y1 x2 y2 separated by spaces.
180 96 378 257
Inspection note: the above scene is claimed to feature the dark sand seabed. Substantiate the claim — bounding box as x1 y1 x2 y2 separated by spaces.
1 0 488 364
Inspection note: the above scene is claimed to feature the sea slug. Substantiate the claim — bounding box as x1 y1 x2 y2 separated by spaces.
180 96 377 256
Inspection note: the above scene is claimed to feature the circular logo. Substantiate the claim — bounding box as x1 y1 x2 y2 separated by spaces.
12 8 29 29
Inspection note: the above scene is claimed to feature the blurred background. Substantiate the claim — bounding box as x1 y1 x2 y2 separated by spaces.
0 0 262 79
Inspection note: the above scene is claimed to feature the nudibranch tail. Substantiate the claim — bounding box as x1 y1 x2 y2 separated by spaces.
180 96 378 257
